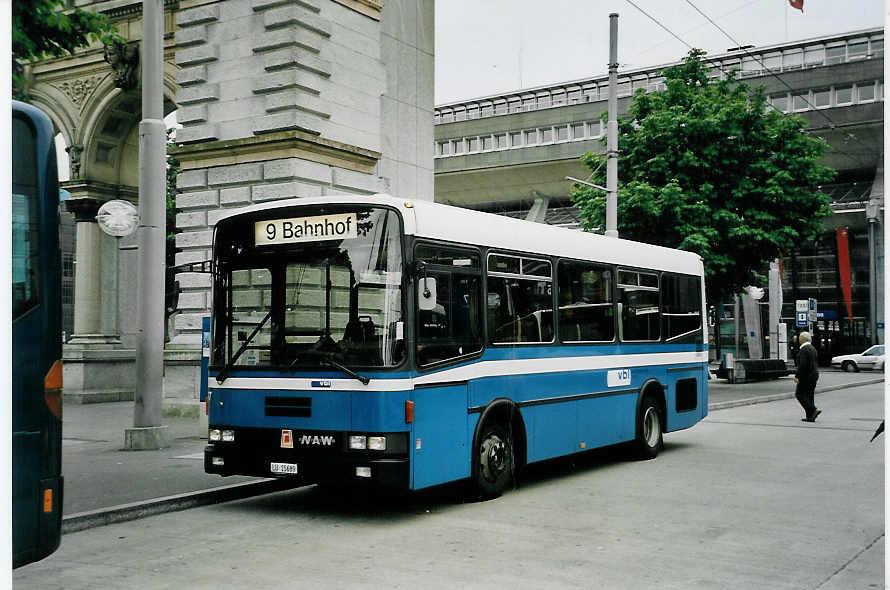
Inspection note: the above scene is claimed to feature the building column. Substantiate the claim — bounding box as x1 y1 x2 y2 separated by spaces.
65 198 120 345
62 197 135 404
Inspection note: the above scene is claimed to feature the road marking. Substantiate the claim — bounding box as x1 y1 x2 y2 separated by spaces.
171 452 205 460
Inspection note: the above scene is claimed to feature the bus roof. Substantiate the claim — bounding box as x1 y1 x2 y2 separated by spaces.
217 194 703 276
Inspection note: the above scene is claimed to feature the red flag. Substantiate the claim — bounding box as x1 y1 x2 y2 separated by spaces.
789 0 803 11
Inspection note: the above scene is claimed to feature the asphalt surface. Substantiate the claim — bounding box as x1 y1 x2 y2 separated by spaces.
58 369 883 523
16 377 884 589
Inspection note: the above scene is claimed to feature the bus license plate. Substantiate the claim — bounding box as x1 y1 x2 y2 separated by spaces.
270 462 298 475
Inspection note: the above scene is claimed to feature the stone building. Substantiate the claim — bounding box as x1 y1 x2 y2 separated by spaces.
21 0 434 410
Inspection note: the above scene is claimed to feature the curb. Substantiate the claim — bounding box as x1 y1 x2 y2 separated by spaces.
62 479 302 535
708 377 884 411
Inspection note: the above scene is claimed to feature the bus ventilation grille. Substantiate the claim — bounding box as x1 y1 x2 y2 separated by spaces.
265 396 311 417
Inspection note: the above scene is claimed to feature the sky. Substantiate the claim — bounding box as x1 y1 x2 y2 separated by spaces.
56 0 884 178
434 0 886 104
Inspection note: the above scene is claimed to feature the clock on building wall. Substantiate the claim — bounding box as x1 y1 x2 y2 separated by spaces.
96 200 139 237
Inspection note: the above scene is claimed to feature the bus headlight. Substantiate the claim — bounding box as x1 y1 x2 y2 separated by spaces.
349 435 367 450
367 436 386 451
209 429 221 442
222 429 235 442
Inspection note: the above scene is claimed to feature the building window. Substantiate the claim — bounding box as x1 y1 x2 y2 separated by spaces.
452 139 464 154
762 53 781 71
441 111 453 123
804 46 825 67
482 136 493 150
847 41 868 60
509 99 521 113
835 86 853 105
571 123 585 139
556 125 569 141
812 88 831 108
493 101 507 115
522 97 536 111
454 109 466 122
648 77 665 92
825 45 846 65
857 82 876 102
510 131 522 147
792 92 809 111
783 50 803 70
524 130 538 145
871 38 883 57
617 80 631 97
568 89 581 104
467 137 479 152
495 133 507 149
467 106 480 120
540 128 553 143
772 94 789 112
439 141 451 155
537 95 551 109
480 104 493 117
588 120 602 137
551 91 566 106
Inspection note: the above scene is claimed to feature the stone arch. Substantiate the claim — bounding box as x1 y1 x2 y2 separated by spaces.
77 78 178 188
25 85 78 149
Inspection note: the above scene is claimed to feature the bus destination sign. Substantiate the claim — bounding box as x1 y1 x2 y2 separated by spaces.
255 213 357 246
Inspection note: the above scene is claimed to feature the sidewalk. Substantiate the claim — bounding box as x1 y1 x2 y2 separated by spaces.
60 369 884 530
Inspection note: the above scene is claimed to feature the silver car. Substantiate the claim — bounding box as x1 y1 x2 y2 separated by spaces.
831 345 885 372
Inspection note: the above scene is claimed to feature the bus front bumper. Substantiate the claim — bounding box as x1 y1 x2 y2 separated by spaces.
204 443 409 489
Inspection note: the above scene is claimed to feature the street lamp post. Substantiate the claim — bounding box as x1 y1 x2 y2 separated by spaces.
125 0 168 450
605 13 619 238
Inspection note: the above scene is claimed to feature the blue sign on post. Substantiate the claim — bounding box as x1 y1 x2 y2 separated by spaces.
200 316 210 402
796 311 808 328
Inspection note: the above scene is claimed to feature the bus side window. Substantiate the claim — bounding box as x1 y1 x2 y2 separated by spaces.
415 245 483 367
557 261 614 342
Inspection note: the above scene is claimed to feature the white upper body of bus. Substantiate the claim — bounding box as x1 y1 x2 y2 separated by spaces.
214 193 704 277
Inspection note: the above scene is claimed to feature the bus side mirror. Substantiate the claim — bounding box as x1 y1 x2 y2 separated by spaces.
418 277 437 311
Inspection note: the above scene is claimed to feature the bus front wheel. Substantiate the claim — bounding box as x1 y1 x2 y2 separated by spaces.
474 422 514 500
635 396 663 460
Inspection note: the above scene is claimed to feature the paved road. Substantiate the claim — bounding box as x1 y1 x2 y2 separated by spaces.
16 381 883 589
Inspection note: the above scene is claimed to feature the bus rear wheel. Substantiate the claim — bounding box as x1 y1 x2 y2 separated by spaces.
474 422 514 500
635 396 663 460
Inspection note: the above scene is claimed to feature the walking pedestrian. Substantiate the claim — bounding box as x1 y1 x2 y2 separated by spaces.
794 331 821 422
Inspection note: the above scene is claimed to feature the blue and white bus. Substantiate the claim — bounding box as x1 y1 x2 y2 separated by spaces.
204 195 707 498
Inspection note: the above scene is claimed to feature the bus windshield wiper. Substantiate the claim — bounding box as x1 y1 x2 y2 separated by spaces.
320 357 370 386
216 310 272 384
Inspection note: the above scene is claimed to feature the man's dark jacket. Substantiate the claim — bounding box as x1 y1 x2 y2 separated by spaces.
795 342 819 383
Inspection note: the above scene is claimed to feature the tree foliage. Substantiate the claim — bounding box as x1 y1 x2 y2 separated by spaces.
571 50 835 302
12 0 122 97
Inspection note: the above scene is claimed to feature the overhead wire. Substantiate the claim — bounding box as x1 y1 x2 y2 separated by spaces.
683 0 874 169
623 0 873 170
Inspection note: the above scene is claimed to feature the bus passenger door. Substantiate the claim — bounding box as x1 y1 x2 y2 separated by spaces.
411 383 470 489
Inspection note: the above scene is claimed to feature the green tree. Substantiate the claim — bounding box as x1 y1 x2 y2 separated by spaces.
571 50 835 303
12 0 122 98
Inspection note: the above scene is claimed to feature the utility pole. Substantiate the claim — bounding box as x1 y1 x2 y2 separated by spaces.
125 0 168 449
605 13 619 238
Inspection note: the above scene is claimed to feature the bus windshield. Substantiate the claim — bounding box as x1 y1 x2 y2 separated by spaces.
212 206 405 372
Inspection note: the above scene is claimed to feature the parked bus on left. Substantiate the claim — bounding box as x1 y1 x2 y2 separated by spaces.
12 100 63 568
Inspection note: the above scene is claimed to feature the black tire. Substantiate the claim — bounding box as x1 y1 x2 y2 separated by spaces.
842 360 858 373
473 421 514 500
635 396 663 460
